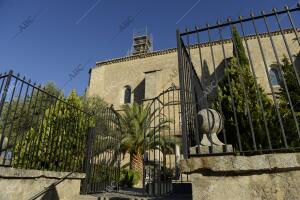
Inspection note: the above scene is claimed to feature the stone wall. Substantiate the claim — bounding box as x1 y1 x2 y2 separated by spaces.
180 153 300 200
87 48 179 110
0 167 87 200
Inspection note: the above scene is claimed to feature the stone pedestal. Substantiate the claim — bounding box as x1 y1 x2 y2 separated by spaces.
194 109 233 155
190 144 233 155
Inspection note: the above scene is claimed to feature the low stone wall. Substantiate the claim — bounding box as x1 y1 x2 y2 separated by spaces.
180 153 300 200
0 167 85 200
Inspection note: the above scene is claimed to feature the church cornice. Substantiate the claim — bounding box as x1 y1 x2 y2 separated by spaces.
93 28 299 68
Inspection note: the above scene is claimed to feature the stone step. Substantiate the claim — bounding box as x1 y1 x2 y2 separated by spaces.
77 193 192 200
76 195 99 200
172 182 192 195
76 193 151 200
93 193 151 200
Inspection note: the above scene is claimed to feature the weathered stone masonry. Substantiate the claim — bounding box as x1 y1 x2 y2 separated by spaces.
87 29 300 110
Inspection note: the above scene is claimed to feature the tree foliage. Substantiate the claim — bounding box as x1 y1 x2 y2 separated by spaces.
214 26 281 151
0 82 63 154
118 103 177 174
278 56 300 147
279 56 300 111
12 90 91 171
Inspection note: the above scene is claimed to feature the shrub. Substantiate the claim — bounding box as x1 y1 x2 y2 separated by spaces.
12 90 89 171
119 169 141 188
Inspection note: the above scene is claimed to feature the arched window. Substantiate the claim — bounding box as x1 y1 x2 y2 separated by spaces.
269 67 281 86
124 86 131 104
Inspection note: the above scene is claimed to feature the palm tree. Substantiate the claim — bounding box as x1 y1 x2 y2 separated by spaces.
118 103 176 176
159 135 180 167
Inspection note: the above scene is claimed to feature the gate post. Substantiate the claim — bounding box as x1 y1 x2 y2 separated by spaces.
176 30 189 159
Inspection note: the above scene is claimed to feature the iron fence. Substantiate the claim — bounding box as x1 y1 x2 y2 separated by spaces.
0 71 122 194
177 5 300 158
0 70 91 171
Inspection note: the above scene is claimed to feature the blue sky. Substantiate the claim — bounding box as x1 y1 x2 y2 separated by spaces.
0 0 299 95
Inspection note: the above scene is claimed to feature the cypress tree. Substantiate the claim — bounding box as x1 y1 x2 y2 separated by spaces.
232 27 249 67
214 26 280 151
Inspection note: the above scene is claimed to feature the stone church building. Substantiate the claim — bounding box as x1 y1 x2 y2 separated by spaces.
85 28 300 181
86 29 300 110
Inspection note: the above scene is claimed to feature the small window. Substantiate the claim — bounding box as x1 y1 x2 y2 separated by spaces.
124 86 131 104
269 68 281 86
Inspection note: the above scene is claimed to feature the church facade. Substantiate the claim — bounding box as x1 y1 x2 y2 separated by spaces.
86 29 299 110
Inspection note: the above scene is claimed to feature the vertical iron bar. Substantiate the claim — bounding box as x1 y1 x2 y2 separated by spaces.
45 100 62 170
167 90 171 171
239 16 272 150
285 5 300 46
89 123 96 193
184 31 193 153
0 71 13 118
195 29 209 154
153 99 156 195
158 96 162 195
0 71 13 156
22 86 40 168
174 88 178 182
177 30 189 158
251 13 288 148
83 127 94 194
143 101 147 195
61 108 74 171
229 18 257 150
216 23 243 151
15 83 35 168
262 11 300 142
56 105 71 171
186 31 201 152
2 76 20 165
207 23 228 149
74 108 85 169
75 110 84 172
9 77 28 166
31 88 52 169
48 100 65 170
89 127 96 193
186 29 191 56
274 8 300 86
40 97 58 169
26 86 45 168
0 74 7 100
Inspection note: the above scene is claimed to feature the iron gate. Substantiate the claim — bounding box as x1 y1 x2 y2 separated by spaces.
177 5 300 158
83 106 121 194
142 85 190 196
